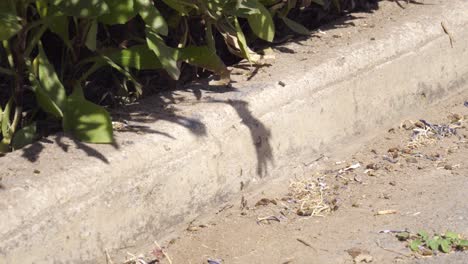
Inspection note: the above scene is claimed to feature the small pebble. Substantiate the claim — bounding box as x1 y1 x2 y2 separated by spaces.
444 164 453 170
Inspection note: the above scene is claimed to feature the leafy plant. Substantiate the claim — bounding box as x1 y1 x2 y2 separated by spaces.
0 0 376 152
396 230 468 255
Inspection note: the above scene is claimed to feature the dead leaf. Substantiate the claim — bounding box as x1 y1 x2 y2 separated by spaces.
255 198 277 207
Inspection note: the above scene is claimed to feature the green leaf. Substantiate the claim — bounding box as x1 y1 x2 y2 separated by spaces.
63 84 113 143
418 230 429 241
135 0 168 36
48 16 71 48
12 123 37 150
55 0 110 17
230 0 261 16
440 239 451 253
37 43 66 110
31 43 66 118
98 55 143 95
0 98 13 152
396 232 410 241
233 17 259 62
409 239 422 252
35 0 48 17
312 0 325 6
99 0 136 24
281 17 310 35
146 30 180 80
38 2 70 44
458 240 468 248
205 22 216 50
161 0 196 15
85 20 98 51
31 78 64 118
179 46 228 76
0 12 21 41
1 98 13 142
247 0 275 42
445 231 459 240
104 45 162 70
427 239 440 251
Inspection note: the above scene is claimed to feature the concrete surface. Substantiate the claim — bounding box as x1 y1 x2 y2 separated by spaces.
0 0 467 263
161 88 468 264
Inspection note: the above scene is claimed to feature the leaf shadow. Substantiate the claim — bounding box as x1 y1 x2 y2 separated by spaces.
20 134 113 164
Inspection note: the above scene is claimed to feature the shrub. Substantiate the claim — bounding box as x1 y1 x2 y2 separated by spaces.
0 0 377 152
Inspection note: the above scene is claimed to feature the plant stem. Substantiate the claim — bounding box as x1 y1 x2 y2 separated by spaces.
10 20 28 137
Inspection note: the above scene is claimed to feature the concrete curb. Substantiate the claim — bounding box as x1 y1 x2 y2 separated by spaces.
1 1 468 263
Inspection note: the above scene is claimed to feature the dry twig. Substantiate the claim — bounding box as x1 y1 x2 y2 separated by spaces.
154 240 173 264
105 249 114 264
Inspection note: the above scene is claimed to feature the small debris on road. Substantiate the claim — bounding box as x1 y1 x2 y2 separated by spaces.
338 163 361 174
400 120 415 130
365 163 380 170
255 198 277 207
296 238 315 249
376 210 398 216
187 221 208 232
207 259 222 264
256 215 281 225
354 175 363 183
346 248 373 263
379 229 408 234
383 155 398 164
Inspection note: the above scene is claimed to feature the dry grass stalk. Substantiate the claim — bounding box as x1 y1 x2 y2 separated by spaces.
288 176 330 217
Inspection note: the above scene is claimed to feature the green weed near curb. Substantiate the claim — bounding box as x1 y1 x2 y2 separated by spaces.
396 230 468 256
